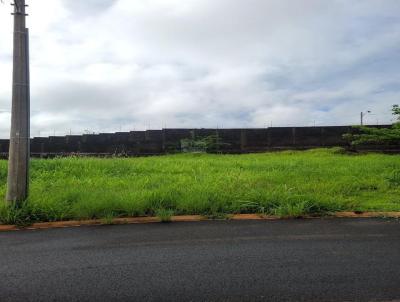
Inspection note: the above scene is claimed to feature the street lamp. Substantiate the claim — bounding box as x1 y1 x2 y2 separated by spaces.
360 110 371 126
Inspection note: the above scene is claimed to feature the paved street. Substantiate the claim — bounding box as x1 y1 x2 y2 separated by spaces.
0 218 399 302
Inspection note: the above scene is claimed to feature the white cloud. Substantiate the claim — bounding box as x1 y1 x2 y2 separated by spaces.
0 0 399 137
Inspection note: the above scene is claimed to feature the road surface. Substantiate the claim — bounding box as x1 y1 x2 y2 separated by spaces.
0 218 399 301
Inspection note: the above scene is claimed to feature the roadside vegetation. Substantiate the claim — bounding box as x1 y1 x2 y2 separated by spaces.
0 148 399 225
344 104 400 146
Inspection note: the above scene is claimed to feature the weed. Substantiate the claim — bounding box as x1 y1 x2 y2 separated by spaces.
237 201 266 215
0 148 399 224
101 212 117 225
386 170 400 187
0 203 33 227
156 209 174 222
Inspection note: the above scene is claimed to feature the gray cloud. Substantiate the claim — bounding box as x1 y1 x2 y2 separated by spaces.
61 0 117 17
0 0 399 138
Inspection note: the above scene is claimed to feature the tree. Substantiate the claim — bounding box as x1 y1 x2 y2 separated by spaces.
343 105 400 146
392 105 400 121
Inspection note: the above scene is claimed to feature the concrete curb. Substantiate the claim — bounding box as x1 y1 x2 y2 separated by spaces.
0 212 399 232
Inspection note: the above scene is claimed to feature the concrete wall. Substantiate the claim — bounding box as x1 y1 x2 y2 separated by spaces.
0 126 397 158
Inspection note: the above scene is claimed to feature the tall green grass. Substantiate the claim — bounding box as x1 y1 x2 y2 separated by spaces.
0 148 399 224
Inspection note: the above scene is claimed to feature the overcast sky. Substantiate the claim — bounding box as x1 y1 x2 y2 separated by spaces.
0 0 399 138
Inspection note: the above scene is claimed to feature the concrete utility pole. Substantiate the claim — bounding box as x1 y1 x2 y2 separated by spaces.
6 0 30 204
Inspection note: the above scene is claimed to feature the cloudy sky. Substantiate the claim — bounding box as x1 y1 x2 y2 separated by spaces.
0 0 399 138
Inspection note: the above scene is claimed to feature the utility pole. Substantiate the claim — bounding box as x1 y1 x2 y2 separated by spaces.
6 0 30 204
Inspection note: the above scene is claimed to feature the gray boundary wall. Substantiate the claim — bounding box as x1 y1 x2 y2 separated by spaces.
0 125 397 157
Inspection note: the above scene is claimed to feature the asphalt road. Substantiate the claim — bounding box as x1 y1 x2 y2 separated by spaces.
0 218 400 302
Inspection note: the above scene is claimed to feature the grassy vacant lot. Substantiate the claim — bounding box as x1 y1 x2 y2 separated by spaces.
0 148 399 225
